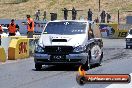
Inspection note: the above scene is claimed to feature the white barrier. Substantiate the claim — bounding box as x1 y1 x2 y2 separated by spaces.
1 37 11 55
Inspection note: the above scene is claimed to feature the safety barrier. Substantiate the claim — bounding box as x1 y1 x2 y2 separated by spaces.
112 30 128 39
0 46 6 62
10 36 39 57
10 36 27 39
119 24 132 30
1 37 11 55
8 38 29 60
0 35 39 62
10 35 40 39
97 23 130 39
97 23 118 38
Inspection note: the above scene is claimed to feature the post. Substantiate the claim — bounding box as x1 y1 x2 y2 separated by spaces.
99 0 101 12
0 35 1 46
118 10 120 24
43 11 46 20
50 13 57 21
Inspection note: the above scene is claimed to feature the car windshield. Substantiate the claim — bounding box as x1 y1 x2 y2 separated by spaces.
3 28 8 33
44 22 87 35
129 29 132 35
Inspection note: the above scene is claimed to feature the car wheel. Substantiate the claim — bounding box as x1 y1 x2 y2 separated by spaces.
35 64 42 71
96 52 103 66
82 53 90 70
90 45 102 67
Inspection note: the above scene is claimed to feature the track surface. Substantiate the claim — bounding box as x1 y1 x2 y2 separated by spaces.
0 39 132 88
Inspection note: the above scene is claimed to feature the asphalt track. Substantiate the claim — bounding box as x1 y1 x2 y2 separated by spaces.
0 39 132 88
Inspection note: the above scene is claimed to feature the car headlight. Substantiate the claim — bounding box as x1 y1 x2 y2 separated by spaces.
73 45 86 52
35 44 44 53
126 38 130 41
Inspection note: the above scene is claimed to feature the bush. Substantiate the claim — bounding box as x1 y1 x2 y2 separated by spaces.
2 0 29 4
15 0 29 3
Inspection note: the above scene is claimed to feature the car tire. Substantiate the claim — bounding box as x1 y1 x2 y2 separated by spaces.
90 45 102 67
95 52 103 66
35 64 42 71
82 53 90 70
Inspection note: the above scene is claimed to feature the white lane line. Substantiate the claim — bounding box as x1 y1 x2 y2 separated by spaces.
106 73 132 88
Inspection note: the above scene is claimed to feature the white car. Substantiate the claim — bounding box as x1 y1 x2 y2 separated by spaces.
126 28 132 49
34 20 103 70
0 27 21 37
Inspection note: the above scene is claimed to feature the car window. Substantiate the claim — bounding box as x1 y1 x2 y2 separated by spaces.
92 24 101 38
129 29 132 35
88 23 94 39
3 28 8 33
44 22 87 35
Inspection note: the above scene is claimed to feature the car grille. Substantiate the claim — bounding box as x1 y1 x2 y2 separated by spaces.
52 39 67 42
126 38 132 41
45 46 73 55
130 39 132 41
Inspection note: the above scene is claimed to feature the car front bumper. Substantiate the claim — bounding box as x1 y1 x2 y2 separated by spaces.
126 41 132 46
34 53 88 65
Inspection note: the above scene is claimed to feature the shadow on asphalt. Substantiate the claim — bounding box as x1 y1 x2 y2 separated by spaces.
32 65 101 71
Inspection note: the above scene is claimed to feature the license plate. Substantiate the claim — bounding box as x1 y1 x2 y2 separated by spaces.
53 55 62 59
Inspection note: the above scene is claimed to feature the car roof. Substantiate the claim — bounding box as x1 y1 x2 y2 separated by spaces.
48 20 94 24
2 27 8 29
